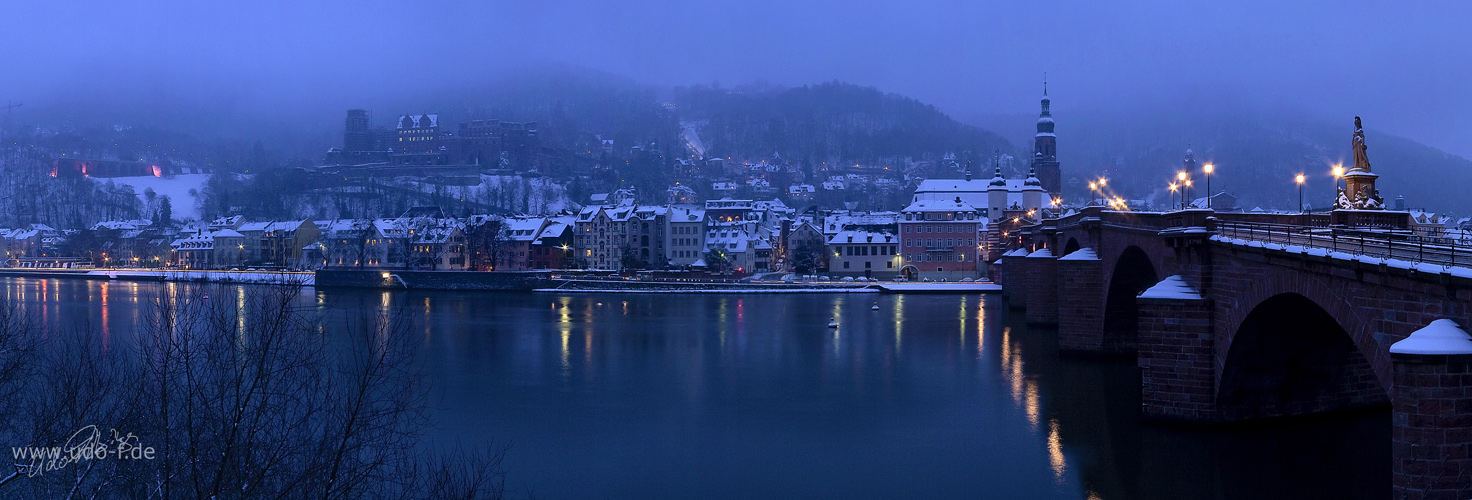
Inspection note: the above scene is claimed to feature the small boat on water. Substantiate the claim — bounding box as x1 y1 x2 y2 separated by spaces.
827 318 838 328
871 303 879 310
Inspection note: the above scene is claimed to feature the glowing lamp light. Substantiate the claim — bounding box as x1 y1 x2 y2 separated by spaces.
381 272 392 279
1203 163 1214 174
1177 171 1187 181
1295 174 1306 184
1333 165 1344 177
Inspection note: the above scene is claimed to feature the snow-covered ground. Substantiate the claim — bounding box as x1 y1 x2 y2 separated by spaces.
399 175 575 214
102 174 212 220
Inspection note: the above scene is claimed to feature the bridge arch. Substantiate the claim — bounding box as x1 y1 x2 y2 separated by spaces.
1102 245 1160 352
1216 288 1389 421
1062 237 1081 256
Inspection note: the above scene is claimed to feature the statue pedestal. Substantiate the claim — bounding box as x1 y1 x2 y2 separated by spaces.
1342 170 1382 210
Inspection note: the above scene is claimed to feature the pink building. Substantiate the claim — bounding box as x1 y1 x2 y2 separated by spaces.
898 198 983 281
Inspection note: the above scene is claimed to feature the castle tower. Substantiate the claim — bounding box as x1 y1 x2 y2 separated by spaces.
343 109 372 152
1032 81 1062 202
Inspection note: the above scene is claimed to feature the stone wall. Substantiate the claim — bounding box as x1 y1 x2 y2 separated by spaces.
1025 253 1058 325
1391 352 1472 500
1137 296 1217 421
1057 258 1104 353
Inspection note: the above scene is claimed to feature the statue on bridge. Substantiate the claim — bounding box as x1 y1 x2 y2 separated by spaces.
1338 116 1385 210
1352 116 1372 173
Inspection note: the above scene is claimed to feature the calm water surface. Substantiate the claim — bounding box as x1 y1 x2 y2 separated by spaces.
7 278 1388 499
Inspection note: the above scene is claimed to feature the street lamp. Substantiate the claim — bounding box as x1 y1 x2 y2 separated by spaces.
1184 180 1193 208
1176 171 1189 209
1202 163 1214 209
1169 183 1178 210
1295 174 1306 213
1089 181 1099 205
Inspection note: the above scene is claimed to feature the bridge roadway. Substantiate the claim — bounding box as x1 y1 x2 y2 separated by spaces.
996 207 1472 500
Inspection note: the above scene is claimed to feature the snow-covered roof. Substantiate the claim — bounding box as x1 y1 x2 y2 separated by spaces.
669 207 706 222
536 221 570 241
903 199 980 213
1138 275 1202 300
829 230 896 245
503 218 546 241
1389 319 1472 355
1025 248 1053 258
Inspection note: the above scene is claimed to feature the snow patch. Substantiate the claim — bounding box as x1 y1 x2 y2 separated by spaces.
1138 275 1202 300
103 174 212 220
1389 319 1472 355
1059 248 1099 261
1025 248 1053 258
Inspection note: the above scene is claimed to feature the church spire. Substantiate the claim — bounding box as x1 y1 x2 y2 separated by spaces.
1031 79 1061 201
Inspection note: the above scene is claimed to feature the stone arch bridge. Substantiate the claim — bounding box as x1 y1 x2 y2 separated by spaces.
995 206 1472 499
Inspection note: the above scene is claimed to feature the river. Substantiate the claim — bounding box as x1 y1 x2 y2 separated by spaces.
2 277 1388 499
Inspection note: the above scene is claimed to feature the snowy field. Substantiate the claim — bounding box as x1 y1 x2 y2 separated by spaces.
103 174 212 220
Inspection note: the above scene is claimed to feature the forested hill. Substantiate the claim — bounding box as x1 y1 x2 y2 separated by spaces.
672 81 1012 165
418 71 1014 166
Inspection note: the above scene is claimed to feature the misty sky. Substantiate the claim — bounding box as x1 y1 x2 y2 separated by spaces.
2 1 1469 157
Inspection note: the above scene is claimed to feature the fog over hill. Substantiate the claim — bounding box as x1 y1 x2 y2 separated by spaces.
10 65 1471 215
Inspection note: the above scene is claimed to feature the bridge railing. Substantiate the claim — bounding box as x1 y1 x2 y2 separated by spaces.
1215 221 1472 269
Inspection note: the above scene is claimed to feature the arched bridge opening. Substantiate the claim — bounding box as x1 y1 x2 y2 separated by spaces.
1217 293 1388 421
1102 246 1158 352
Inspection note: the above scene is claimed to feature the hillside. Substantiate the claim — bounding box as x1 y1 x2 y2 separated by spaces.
671 81 1012 165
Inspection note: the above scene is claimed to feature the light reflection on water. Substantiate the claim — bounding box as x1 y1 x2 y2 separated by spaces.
0 277 1390 500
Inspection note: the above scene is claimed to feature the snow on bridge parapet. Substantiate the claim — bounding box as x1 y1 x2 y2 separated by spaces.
1024 248 1053 259
1208 234 1472 281
1389 319 1472 355
1137 275 1202 300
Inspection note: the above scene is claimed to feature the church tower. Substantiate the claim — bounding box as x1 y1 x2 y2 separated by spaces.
1032 81 1062 202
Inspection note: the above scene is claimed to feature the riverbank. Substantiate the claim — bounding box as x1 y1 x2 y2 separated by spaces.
0 268 997 294
0 268 313 285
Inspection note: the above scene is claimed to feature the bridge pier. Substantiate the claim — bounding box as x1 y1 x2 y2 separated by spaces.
1389 320 1472 500
1024 249 1058 325
1056 248 1105 353
995 250 1011 303
1136 276 1217 421
1003 250 1027 310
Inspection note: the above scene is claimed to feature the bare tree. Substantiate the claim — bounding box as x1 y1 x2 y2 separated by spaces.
0 280 507 499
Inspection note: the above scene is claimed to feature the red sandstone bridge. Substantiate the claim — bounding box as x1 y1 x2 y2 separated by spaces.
995 207 1472 499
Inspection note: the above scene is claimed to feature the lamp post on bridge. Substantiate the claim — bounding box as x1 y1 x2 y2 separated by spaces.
1169 183 1178 211
1203 163 1214 209
1176 171 1188 209
1295 174 1306 214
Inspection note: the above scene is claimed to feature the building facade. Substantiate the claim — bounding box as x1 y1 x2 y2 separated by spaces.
899 198 984 281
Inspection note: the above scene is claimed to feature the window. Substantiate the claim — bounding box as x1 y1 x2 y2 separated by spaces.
864 261 871 269
886 261 893 268
843 262 850 269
